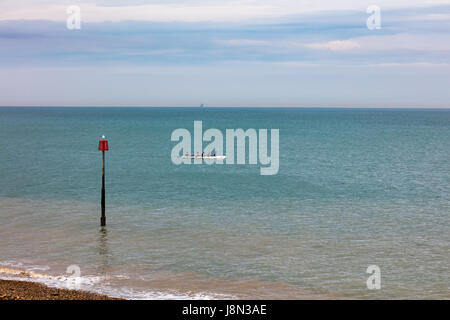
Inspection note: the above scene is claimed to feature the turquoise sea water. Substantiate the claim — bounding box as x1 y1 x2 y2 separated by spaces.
0 107 449 299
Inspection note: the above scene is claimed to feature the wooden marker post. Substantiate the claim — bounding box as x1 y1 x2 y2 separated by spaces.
98 136 109 226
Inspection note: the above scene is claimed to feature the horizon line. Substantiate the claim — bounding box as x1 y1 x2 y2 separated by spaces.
1 105 450 109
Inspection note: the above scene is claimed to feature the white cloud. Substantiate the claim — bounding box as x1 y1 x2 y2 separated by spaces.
0 3 283 23
305 33 450 52
398 13 450 21
306 40 361 51
1 0 450 22
217 32 450 54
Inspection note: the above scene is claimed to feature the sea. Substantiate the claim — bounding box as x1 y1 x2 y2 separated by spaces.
0 107 449 299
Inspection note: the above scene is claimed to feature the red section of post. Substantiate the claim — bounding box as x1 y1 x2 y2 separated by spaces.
98 140 109 151
98 137 109 226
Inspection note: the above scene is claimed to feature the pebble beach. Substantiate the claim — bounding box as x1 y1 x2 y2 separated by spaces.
0 279 120 300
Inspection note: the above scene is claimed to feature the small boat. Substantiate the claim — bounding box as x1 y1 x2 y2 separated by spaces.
181 155 226 160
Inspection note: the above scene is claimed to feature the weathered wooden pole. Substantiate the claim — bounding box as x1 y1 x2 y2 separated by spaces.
101 149 106 226
98 135 109 226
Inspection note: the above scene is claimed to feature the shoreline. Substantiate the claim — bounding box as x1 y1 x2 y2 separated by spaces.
0 279 122 300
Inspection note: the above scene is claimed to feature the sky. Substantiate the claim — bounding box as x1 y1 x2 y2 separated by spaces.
1 0 450 107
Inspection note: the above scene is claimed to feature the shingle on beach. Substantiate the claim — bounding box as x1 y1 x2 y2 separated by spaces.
0 279 121 300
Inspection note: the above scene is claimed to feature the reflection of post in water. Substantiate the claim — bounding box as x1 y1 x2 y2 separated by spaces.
98 227 108 255
97 227 110 274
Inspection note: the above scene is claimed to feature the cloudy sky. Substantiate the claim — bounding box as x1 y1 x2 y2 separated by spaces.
1 0 450 107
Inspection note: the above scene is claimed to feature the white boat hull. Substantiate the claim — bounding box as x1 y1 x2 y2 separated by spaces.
181 156 226 160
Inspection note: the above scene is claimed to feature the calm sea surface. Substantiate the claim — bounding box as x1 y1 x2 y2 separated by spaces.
0 107 449 299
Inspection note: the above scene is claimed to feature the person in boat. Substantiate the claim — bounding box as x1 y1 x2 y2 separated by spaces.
196 152 199 157
202 152 204 158
185 152 189 157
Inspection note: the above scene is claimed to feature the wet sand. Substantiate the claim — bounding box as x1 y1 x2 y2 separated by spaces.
0 279 121 300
